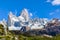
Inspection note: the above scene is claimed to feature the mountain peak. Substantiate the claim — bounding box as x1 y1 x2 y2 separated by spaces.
20 8 29 21
8 11 13 17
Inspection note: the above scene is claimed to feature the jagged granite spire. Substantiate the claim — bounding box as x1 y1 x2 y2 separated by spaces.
8 11 13 26
20 8 29 21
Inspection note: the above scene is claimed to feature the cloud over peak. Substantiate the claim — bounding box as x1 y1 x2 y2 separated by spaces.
46 0 60 5
49 9 60 16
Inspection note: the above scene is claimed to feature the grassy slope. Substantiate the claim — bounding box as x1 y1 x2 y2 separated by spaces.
0 24 60 40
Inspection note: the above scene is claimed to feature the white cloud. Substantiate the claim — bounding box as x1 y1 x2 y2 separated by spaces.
49 9 60 15
55 9 60 12
46 0 60 5
46 0 51 2
49 12 54 15
52 0 60 5
49 9 60 19
30 13 33 16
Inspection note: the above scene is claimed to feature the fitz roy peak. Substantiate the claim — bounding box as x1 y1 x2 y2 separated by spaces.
1 8 60 36
8 9 29 31
7 8 48 32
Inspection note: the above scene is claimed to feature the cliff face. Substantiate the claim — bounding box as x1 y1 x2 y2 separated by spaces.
20 8 29 22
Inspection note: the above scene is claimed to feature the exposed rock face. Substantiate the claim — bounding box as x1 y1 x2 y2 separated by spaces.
8 8 48 31
7 9 30 31
20 8 29 22
8 11 13 26
22 18 60 36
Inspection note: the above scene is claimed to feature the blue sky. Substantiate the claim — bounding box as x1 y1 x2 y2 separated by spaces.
0 0 60 20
